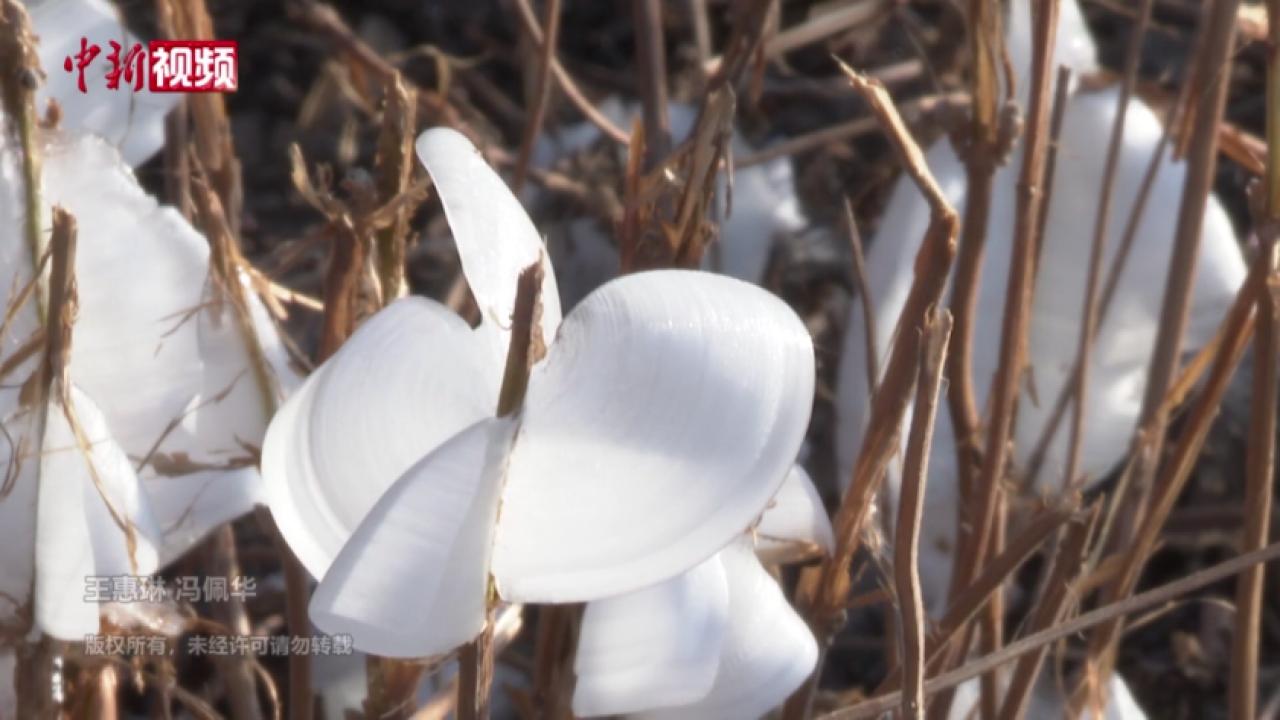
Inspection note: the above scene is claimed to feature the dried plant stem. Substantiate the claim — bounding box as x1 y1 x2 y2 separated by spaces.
186 110 312 720
875 502 1076 697
0 5 58 714
206 526 264 720
530 605 580 718
509 0 629 145
1018 81 1187 489
688 0 712 70
633 0 670 169
895 309 952 719
784 63 958 720
844 197 879 394
942 0 1008 604
1229 237 1278 720
460 263 546 719
996 505 1096 720
319 219 365 361
953 0 1057 587
0 0 44 319
363 656 429 720
1062 0 1154 490
90 663 120 720
1072 0 1244 703
1228 6 1280 710
169 3 311 710
943 156 993 494
1123 0 1242 538
936 6 1058 713
823 539 1280 720
373 72 417 304
1030 66 1072 274
1076 251 1264 710
1023 94 1181 488
737 93 967 168
513 0 562 192
458 584 499 719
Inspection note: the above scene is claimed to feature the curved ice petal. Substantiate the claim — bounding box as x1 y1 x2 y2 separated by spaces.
415 127 562 353
1021 87 1246 487
310 417 516 658
145 466 264 566
261 297 501 579
43 133 242 467
756 465 834 563
37 133 297 562
573 554 729 717
835 84 1246 611
37 384 161 640
636 540 817 720
30 0 178 166
39 133 299 471
492 270 815 601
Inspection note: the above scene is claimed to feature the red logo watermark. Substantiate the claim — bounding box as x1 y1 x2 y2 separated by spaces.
62 38 238 93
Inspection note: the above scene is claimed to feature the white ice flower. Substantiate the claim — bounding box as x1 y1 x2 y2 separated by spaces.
0 129 297 640
27 0 178 166
835 0 1246 611
262 127 816 659
572 466 830 719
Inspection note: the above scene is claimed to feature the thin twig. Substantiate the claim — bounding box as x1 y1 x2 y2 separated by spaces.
509 0 630 145
372 72 418 303
460 263 545 719
1023 88 1183 488
941 0 1009 580
1228 13 1280 707
940 4 1059 712
1030 66 1072 275
633 0 670 169
784 62 958 720
1229 227 1278 720
0 5 56 713
875 501 1077 697
844 196 879 395
738 92 965 167
996 504 1097 720
702 0 888 74
1063 0 1155 490
895 309 953 719
1077 250 1264 710
206 526 265 720
1125 0 1244 536
513 0 562 192
0 0 44 321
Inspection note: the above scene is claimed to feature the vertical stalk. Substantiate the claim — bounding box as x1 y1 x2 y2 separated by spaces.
373 73 416 303
895 310 952 719
1063 0 1155 489
459 262 545 720
632 0 670 170
783 65 958 720
1228 2 1280 714
512 0 562 193
0 4 57 714
943 0 1007 517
